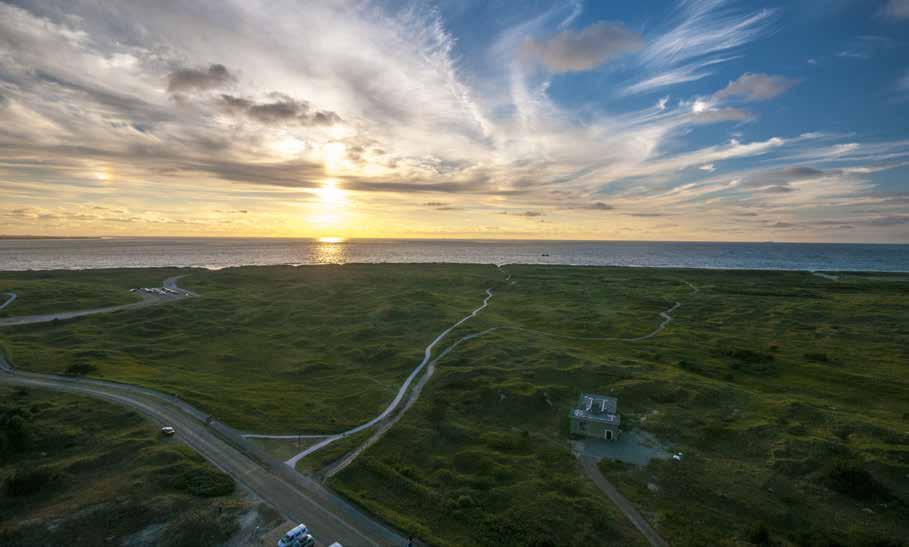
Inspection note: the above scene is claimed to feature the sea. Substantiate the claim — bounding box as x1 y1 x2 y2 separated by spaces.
1 238 907 272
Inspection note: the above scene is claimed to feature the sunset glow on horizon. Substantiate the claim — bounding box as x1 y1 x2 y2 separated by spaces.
0 1 907 242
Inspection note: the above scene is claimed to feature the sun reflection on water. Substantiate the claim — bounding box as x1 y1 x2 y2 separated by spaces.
314 237 347 263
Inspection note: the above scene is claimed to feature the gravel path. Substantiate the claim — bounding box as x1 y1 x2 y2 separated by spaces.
579 455 669 547
0 292 16 310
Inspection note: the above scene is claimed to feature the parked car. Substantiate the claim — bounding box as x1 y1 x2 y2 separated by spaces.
161 426 176 436
277 524 310 547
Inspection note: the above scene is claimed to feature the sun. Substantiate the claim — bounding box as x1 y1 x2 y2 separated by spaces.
322 142 346 174
317 178 345 206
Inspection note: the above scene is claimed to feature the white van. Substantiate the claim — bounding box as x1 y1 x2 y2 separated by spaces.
277 524 310 547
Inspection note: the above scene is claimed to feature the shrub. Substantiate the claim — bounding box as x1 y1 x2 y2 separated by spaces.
4 467 60 497
64 362 98 375
825 460 892 502
159 509 238 547
747 522 771 545
160 463 234 497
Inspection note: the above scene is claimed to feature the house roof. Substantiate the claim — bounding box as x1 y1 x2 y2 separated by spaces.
570 393 621 426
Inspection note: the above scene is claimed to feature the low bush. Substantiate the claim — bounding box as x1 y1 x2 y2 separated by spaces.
4 466 61 497
825 460 892 502
64 362 98 375
159 463 234 497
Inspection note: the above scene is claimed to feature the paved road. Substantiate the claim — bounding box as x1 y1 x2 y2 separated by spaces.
0 276 190 327
579 455 669 547
0 292 16 311
0 277 408 546
0 361 407 546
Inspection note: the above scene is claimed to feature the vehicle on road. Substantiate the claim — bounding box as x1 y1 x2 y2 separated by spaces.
277 523 310 547
161 426 175 436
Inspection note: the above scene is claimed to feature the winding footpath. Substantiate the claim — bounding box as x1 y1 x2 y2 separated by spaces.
276 270 697 476
0 292 16 311
0 279 407 546
0 268 690 546
282 287 497 467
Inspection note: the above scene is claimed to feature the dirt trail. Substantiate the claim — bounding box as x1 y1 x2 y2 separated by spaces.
579 456 669 547
0 292 16 310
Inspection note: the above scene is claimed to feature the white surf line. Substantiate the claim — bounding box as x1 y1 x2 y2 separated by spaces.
284 285 499 467
0 292 16 311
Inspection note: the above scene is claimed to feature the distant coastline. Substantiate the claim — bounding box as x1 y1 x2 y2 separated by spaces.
1 237 907 272
0 235 101 240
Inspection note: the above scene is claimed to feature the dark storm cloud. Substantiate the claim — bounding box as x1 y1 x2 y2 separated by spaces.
167 64 235 94
220 93 341 126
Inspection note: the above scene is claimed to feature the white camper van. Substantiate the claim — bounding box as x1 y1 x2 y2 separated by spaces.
277 524 313 547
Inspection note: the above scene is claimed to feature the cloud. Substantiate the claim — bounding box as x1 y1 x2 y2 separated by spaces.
523 21 644 73
625 0 778 95
735 166 830 192
882 0 909 19
864 215 909 226
167 64 235 94
699 163 715 172
714 73 798 101
219 93 341 126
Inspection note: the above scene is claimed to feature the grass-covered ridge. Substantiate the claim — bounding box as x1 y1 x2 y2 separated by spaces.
0 264 500 432
0 386 256 547
1 264 906 545
0 268 187 317
331 266 909 546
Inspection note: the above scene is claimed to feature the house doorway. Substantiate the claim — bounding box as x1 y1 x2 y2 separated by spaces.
605 430 614 440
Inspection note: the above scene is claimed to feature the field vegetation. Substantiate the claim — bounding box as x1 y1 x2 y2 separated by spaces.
331 266 909 546
0 264 499 432
0 269 185 317
1 264 906 545
0 386 260 546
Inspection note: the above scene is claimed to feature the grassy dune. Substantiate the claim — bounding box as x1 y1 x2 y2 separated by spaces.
0 386 259 547
0 268 186 317
332 266 909 546
1 264 906 545
0 264 500 432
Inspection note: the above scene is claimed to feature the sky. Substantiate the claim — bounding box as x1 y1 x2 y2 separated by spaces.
1 0 908 242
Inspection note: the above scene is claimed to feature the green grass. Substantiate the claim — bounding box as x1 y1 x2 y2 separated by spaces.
0 264 501 433
0 268 187 317
0 386 255 547
330 266 909 546
2 264 907 546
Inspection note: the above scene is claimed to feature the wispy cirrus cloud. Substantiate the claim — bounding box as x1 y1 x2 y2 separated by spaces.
0 0 905 242
623 0 777 95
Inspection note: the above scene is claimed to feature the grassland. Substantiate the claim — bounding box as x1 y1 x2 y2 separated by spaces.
0 268 186 317
0 264 500 432
0 386 268 546
330 266 909 546
1 264 907 546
